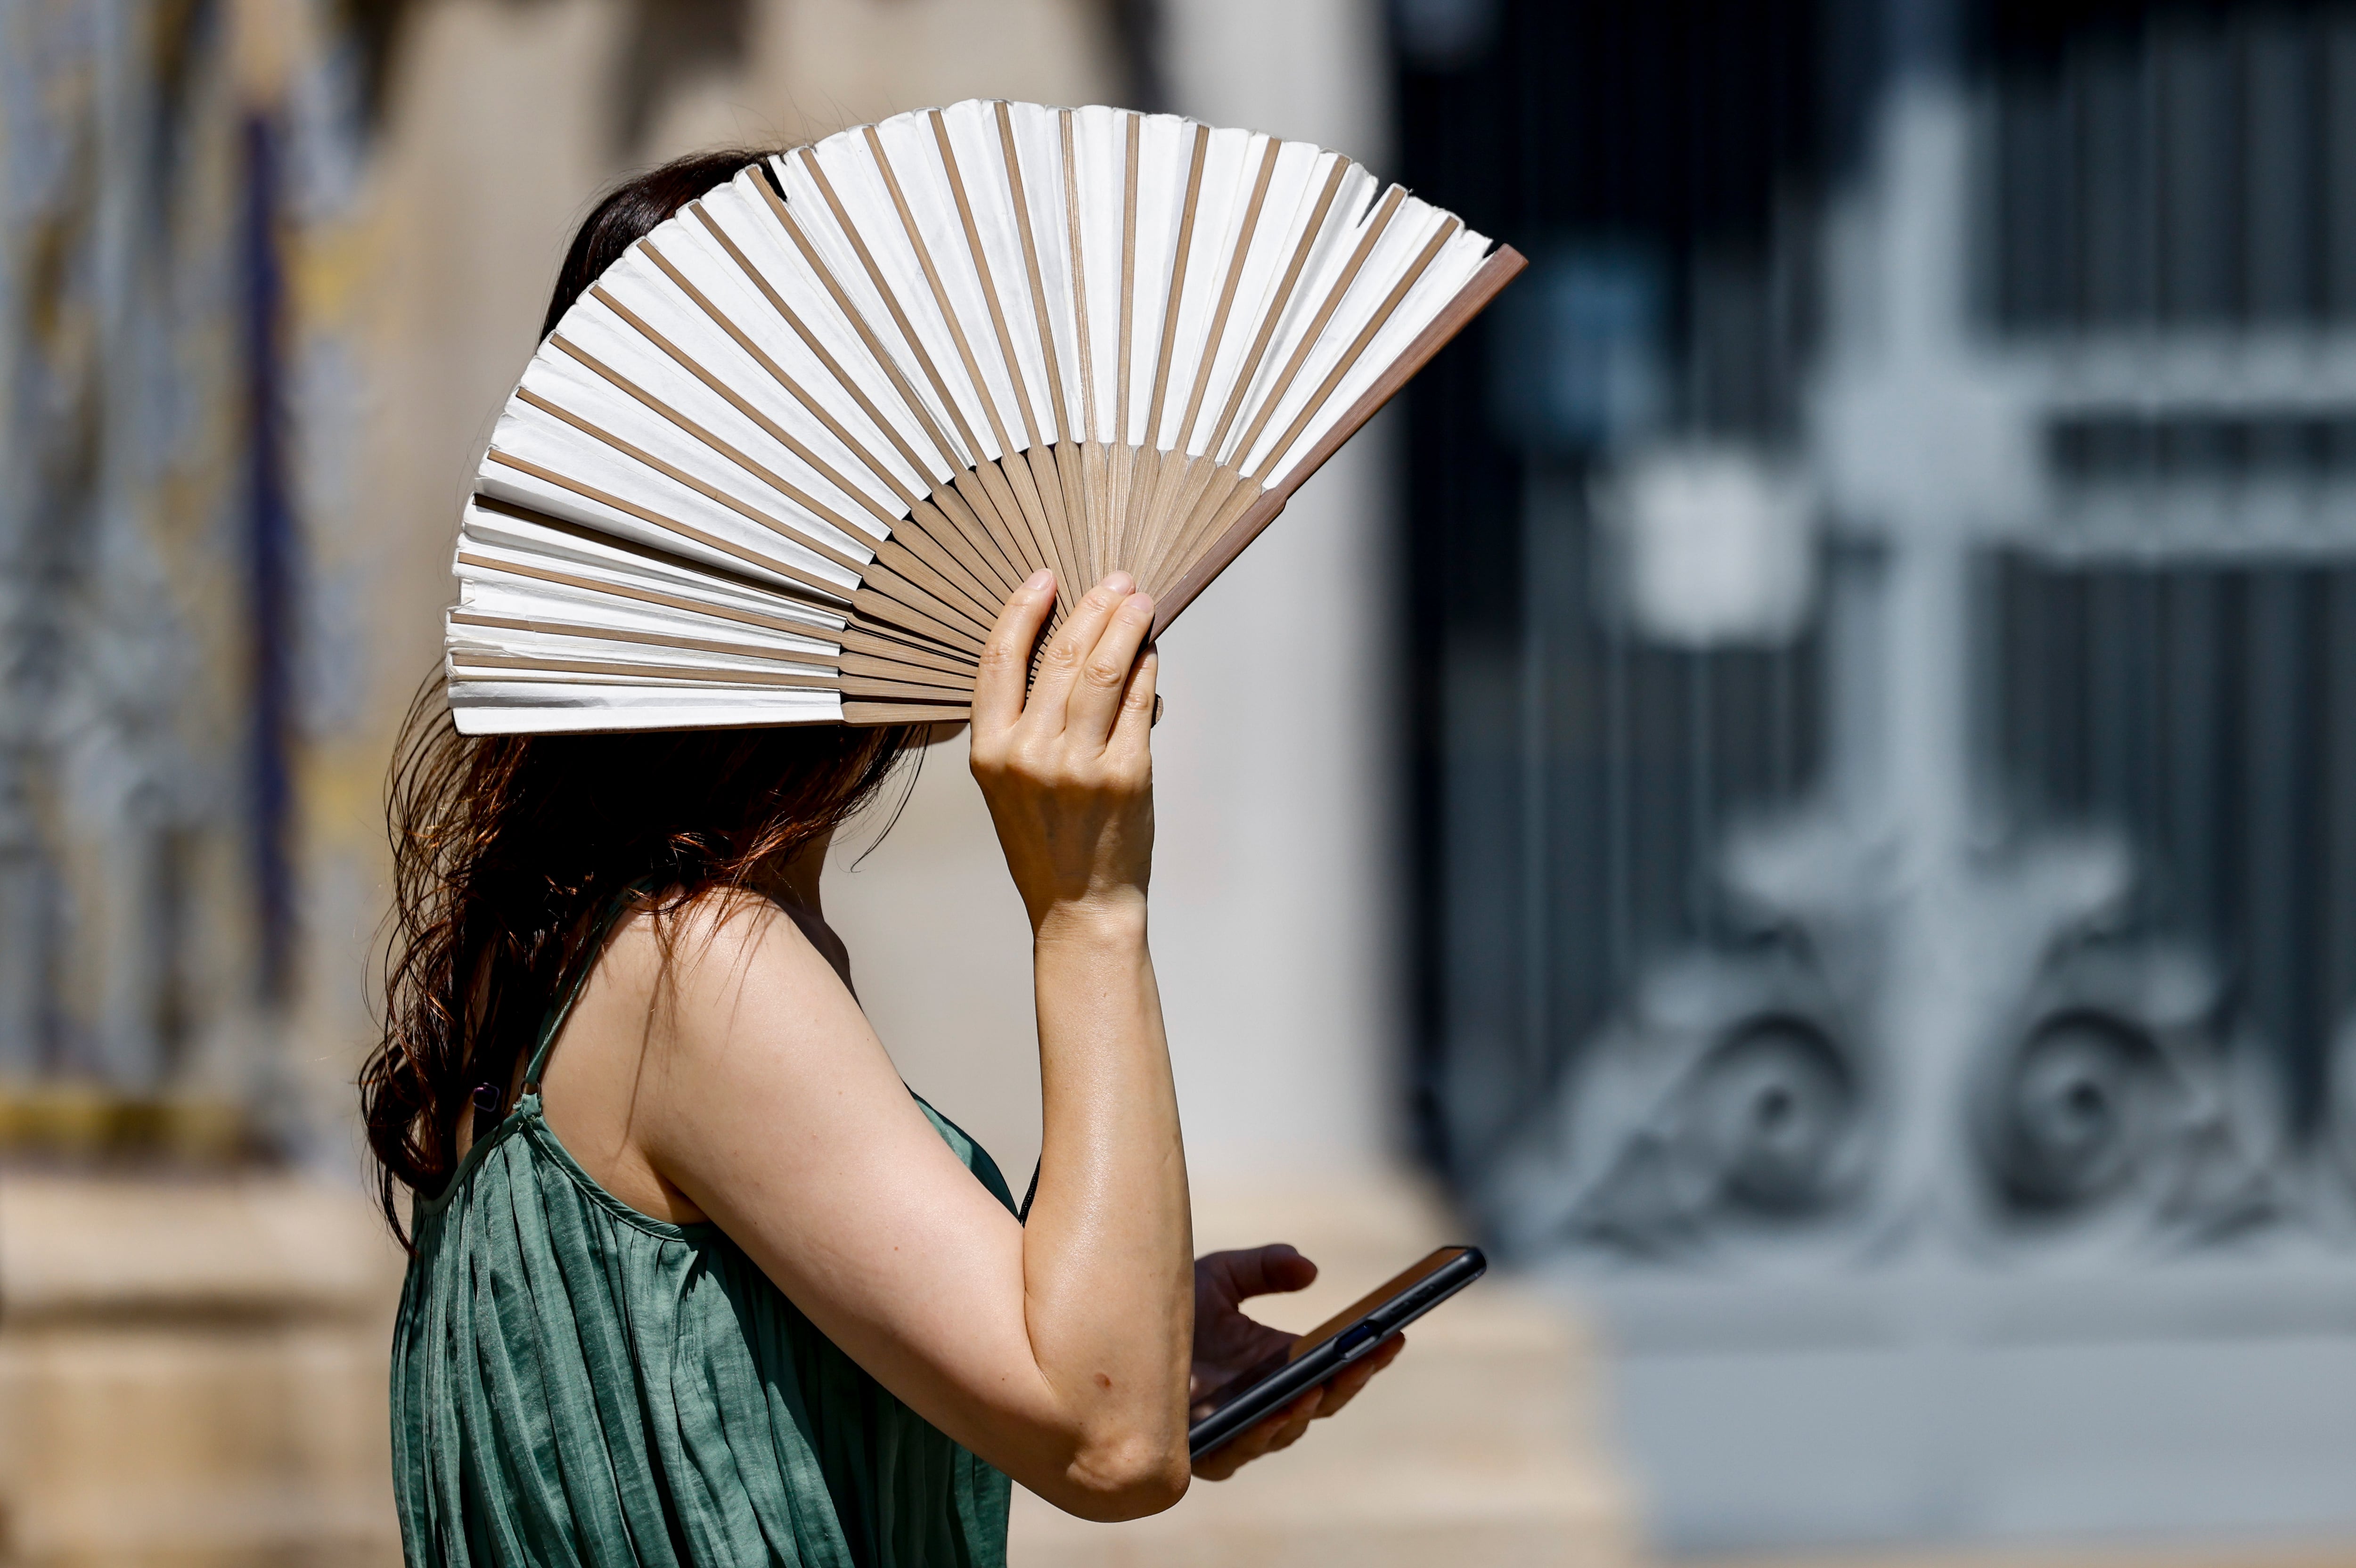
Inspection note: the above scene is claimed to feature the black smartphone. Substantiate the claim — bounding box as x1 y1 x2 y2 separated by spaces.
1186 1244 1488 1460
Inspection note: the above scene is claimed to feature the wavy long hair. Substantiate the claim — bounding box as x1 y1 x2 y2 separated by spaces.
359 149 927 1244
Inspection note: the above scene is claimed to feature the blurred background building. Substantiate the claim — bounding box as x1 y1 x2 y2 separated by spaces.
6 0 2356 1561
1406 0 2356 1551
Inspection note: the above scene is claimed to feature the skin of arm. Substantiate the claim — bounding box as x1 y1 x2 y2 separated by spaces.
532 567 1407 1515
540 569 1194 1521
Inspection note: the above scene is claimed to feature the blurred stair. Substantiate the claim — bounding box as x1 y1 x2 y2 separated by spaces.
1009 1171 1641 1567
0 1176 405 1568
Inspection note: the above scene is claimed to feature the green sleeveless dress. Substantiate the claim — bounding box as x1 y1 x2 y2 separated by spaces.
389 899 1018 1568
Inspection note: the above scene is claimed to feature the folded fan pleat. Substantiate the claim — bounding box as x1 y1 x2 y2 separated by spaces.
449 99 1513 734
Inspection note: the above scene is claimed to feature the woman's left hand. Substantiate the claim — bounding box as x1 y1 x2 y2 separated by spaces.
1186 1245 1407 1481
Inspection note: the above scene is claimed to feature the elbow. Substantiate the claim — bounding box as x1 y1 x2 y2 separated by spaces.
1053 1434 1192 1522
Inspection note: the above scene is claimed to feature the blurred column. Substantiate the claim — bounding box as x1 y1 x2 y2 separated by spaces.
88 0 181 1092
1149 0 1400 1179
0 0 49 1080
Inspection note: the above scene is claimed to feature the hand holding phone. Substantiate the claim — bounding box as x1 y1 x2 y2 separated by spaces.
1186 1244 1488 1469
1187 1246 1374 1479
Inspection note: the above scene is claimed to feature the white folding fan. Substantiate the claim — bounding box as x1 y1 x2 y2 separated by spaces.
447 100 1524 732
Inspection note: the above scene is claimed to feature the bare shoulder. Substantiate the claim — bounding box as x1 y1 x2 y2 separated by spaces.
600 886 869 1062
543 885 886 1223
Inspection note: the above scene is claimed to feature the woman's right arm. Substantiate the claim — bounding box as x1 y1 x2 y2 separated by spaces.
632 569 1194 1520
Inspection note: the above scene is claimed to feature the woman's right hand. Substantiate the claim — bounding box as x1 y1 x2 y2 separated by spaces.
970 569 1160 935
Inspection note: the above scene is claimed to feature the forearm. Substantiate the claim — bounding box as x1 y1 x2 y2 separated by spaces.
1018 899 1193 1514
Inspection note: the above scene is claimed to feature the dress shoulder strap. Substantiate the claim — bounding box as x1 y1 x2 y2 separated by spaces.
522 881 653 1094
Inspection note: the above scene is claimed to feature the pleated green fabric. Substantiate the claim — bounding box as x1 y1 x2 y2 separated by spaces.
390 910 1017 1568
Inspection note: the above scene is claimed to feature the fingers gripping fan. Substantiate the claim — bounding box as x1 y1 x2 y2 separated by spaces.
446 101 1524 733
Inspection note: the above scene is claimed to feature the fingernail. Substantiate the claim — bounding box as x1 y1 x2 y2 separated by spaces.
1103 571 1135 593
1025 569 1053 592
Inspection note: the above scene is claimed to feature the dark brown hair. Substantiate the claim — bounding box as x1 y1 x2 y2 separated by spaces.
360 149 926 1243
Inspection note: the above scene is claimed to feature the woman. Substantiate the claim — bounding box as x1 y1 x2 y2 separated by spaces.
362 150 1402 1568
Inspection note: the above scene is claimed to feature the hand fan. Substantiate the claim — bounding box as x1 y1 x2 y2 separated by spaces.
446 100 1524 732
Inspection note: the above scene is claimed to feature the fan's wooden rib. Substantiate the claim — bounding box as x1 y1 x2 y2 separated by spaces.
1130 450 1179 574
949 466 1038 580
839 623 973 676
1108 444 1137 580
1203 158 1351 464
448 702 847 735
847 586 988 652
834 653 971 694
914 491 1020 597
994 104 1091 610
466 492 839 604
905 519 1010 617
1153 243 1529 638
452 610 833 666
1058 112 1103 587
1142 448 1205 566
546 338 879 554
515 385 992 642
454 652 840 688
1059 112 1098 447
514 389 864 572
999 103 1072 443
933 112 1042 449
1117 114 1140 448
485 448 851 602
811 141 991 469
990 452 1062 589
1132 454 1209 590
838 625 974 678
865 125 1017 464
1252 217 1461 485
1073 442 1098 589
1176 139 1278 454
923 484 1023 592
458 550 835 639
1022 446 1075 600
844 700 972 724
860 123 1064 588
653 215 1019 616
1164 202 1326 594
1146 466 1258 600
859 511 998 617
1051 442 1089 593
1089 442 1117 588
464 654 963 706
680 209 938 496
1136 457 1251 595
1127 124 1211 566
1143 123 1210 449
842 674 978 702
753 171 967 473
1226 186 1405 473
595 268 900 533
866 537 999 630
493 443 977 648
933 110 1082 613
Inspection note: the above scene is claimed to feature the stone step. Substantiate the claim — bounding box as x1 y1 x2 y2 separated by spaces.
1011 1457 1631 1568
0 1176 405 1568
